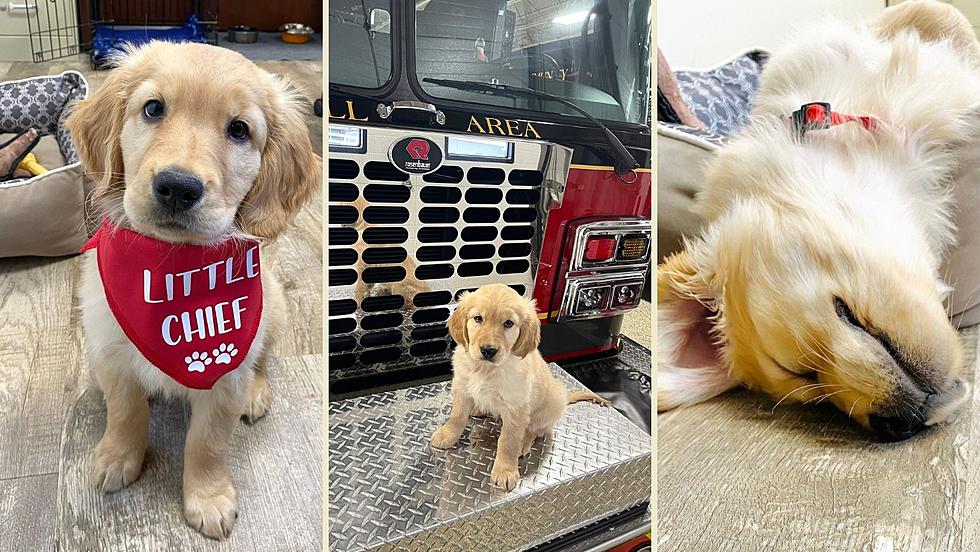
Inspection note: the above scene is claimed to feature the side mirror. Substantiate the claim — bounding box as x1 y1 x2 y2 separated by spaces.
369 8 391 35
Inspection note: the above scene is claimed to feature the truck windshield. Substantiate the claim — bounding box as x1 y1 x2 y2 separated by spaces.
329 0 394 89
414 0 650 125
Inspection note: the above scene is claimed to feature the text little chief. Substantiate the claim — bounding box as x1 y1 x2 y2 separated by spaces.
142 246 259 346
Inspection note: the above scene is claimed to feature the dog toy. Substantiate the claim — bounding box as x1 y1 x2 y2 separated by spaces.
18 152 47 176
0 128 40 181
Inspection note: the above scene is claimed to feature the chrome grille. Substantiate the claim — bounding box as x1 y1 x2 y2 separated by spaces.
328 126 570 382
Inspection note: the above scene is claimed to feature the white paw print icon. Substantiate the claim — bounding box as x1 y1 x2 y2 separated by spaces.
185 351 212 373
212 343 239 365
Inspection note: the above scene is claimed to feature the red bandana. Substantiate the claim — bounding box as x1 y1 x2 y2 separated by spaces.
81 220 263 389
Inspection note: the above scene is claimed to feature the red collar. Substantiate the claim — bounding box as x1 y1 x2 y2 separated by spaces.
790 102 883 138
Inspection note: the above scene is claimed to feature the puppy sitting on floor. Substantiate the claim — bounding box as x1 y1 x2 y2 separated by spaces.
66 42 320 539
430 284 609 491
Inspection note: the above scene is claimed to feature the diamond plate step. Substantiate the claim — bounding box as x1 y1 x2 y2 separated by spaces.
328 365 651 551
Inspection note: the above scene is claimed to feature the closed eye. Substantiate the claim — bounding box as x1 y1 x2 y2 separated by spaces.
834 295 936 393
834 296 864 330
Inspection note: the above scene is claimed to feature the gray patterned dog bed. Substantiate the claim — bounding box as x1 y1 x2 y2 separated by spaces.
657 50 768 261
0 70 86 169
0 71 94 258
657 48 768 152
674 50 768 137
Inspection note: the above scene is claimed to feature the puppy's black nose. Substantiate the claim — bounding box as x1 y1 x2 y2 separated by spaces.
480 345 498 360
869 414 926 442
153 169 204 212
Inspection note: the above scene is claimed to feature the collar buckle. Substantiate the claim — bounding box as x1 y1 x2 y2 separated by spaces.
791 102 832 138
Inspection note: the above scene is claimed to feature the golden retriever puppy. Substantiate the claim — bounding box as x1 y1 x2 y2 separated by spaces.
658 1 980 441
430 284 609 490
66 42 320 538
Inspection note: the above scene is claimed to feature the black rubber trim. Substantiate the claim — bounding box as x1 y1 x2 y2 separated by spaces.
526 502 650 552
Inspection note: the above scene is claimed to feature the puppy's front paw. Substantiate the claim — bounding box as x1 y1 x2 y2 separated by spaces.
243 377 272 424
520 434 536 457
490 463 520 491
430 425 462 449
92 438 144 493
184 483 239 540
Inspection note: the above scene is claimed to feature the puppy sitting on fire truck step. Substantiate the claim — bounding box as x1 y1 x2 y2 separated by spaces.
67 42 320 540
430 284 610 491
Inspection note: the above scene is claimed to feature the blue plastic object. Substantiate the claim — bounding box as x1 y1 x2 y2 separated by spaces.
90 15 208 67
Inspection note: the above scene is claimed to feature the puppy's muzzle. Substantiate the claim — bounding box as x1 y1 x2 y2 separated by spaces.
869 413 925 442
153 168 204 212
871 378 968 442
479 345 498 361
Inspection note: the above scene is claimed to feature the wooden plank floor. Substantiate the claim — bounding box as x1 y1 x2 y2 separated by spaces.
658 326 980 551
0 57 322 550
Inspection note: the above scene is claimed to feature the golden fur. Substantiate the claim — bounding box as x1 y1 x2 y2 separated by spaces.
430 284 608 491
350 195 430 304
66 42 320 539
658 1 980 437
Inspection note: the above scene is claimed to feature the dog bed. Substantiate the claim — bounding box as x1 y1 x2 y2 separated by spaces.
657 49 980 326
657 49 768 260
0 71 94 258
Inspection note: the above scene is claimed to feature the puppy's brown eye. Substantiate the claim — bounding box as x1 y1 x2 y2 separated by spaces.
143 100 165 121
503 320 514 328
227 120 249 142
474 315 483 324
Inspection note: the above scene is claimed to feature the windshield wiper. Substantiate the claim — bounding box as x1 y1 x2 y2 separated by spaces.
423 77 640 176
329 83 380 103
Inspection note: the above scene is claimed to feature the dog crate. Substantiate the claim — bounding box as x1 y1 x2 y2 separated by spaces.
0 0 81 62
2 0 218 64
87 0 219 67
327 125 571 390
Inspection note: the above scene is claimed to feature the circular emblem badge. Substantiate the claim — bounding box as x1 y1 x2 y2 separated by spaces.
388 136 443 175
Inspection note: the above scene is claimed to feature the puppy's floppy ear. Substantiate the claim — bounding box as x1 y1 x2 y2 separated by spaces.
238 75 321 239
512 297 541 359
448 292 471 348
65 65 129 201
658 247 736 411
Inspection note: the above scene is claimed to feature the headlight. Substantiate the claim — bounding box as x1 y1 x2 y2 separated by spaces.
329 125 365 152
445 136 513 162
610 283 643 310
560 272 645 320
559 220 650 321
576 285 611 313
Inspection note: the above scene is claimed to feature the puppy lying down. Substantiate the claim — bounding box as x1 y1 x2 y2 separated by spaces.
431 284 609 491
658 1 980 441
67 42 320 539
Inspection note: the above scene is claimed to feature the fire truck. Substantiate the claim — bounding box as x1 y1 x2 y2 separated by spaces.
327 1 652 550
